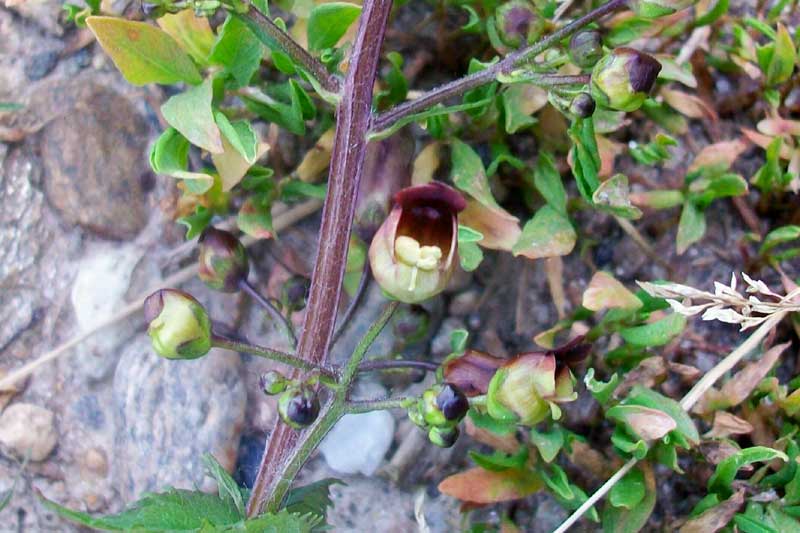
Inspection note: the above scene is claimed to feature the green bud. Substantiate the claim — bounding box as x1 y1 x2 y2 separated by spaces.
281 275 310 312
407 404 427 428
428 426 460 448
144 289 212 360
198 227 249 292
630 0 694 18
419 386 448 427
259 371 288 395
391 305 431 345
591 48 662 112
569 30 604 69
570 92 596 118
278 386 320 429
495 1 544 48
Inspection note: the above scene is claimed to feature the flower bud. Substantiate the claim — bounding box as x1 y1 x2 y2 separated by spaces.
144 289 212 360
369 182 466 304
428 426 460 448
419 386 448 428
259 371 288 395
436 383 469 422
407 404 427 428
570 92 596 118
495 1 544 48
629 0 694 18
591 48 662 112
281 275 310 312
569 30 604 69
392 305 431 345
198 227 249 292
278 386 320 429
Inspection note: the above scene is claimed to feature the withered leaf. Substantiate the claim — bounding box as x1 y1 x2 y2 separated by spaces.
679 490 744 533
438 467 542 504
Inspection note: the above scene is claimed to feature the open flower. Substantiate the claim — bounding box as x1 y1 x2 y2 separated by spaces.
369 182 466 303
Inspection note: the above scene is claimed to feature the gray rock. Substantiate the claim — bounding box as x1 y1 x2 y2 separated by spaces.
0 403 58 461
112 336 246 501
430 317 467 358
25 50 59 81
41 83 150 240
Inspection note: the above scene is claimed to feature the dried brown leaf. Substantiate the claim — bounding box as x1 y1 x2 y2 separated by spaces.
438 467 542 504
679 490 744 533
705 411 754 439
582 271 643 311
662 88 718 120
616 357 668 398
688 140 748 172
459 200 521 251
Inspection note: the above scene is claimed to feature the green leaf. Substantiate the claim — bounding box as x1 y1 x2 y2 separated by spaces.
468 407 517 436
156 9 216 66
284 478 342 521
760 225 800 255
307 2 362 51
766 24 796 86
592 174 643 219
450 329 469 354
734 513 778 533
626 385 699 446
629 133 677 165
86 16 202 86
530 426 565 463
215 112 258 164
709 446 788 495
177 206 214 239
38 486 242 530
609 467 645 509
602 463 657 533
469 447 529 472
533 151 567 214
238 194 274 239
676 201 706 254
210 15 264 88
501 84 543 134
244 80 313 135
568 118 601 202
541 464 575 500
620 313 686 348
280 179 327 201
202 454 245 518
695 0 729 26
583 368 620 405
450 138 499 208
459 241 484 272
0 102 23 112
149 127 214 193
376 51 408 107
460 5 482 33
458 225 484 243
241 510 322 533
368 99 491 141
161 78 223 154
512 205 576 259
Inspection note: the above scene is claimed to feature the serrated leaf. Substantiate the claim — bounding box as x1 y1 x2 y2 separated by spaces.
161 78 223 154
210 15 263 88
307 2 362 51
38 487 241 530
241 510 322 533
87 16 202 86
202 454 244 518
512 205 576 259
284 478 342 521
602 463 657 533
157 9 216 66
709 447 788 495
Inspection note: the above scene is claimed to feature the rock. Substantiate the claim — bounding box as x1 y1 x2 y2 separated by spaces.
430 317 467 358
25 51 59 81
319 411 395 476
112 336 246 501
0 403 58 461
82 447 109 477
41 83 150 240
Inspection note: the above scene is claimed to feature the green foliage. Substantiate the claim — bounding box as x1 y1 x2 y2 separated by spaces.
307 3 362 51
709 447 788 496
619 313 687 347
458 225 485 272
210 16 264 88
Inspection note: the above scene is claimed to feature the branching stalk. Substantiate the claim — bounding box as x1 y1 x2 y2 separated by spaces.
239 279 297 348
346 396 416 414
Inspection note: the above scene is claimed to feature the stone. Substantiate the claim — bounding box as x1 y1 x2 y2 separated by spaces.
82 447 109 477
25 51 59 81
112 336 246 501
0 403 58 461
319 410 395 476
41 83 150 240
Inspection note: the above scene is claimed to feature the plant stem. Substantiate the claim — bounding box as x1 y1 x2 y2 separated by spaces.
211 334 337 385
239 279 297 348
235 8 340 94
331 266 372 346
346 396 416 414
371 0 625 133
246 0 394 517
357 359 439 373
342 301 400 384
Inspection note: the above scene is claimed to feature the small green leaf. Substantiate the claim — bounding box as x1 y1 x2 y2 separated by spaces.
210 15 264 88
676 201 706 254
592 174 643 219
149 127 214 193
584 368 620 405
469 447 529 472
177 206 214 239
709 447 788 495
307 2 362 51
626 385 699 445
458 225 484 243
760 225 800 255
451 138 499 209
541 464 575 500
215 113 258 164
766 24 796 86
87 16 202 86
602 463 657 533
459 241 484 272
512 205 576 259
468 408 517 436
284 478 343 521
568 118 601 202
530 426 565 463
501 84 543 134
450 329 469 354
376 51 408 107
620 313 686 348
161 78 223 154
533 151 567 214
238 194 274 239
280 179 327 201
201 454 245 518
609 467 645 509
460 5 482 33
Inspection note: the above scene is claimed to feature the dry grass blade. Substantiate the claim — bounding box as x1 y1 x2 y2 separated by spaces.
552 310 788 533
0 200 322 391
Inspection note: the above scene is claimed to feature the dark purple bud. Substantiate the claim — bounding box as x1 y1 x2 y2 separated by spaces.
278 386 320 429
570 92 596 118
282 275 310 312
569 30 604 69
436 383 469 422
496 1 543 48
198 227 249 292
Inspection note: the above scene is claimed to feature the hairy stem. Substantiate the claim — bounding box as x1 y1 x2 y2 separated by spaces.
371 0 626 133
211 335 337 385
235 8 340 94
246 0 394 517
357 358 439 373
240 279 297 348
346 396 416 414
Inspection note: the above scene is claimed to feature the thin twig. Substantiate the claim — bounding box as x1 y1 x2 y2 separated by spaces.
613 215 673 273
552 311 788 533
357 359 439 373
0 200 322 391
371 0 626 133
345 396 416 414
330 266 371 346
240 279 297 348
